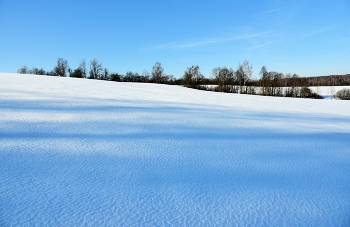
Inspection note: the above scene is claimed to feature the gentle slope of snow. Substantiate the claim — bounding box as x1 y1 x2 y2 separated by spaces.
1 73 350 226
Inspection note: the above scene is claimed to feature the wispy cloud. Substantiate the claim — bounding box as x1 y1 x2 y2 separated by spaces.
155 39 221 50
151 31 271 51
247 7 285 19
248 42 273 51
300 26 338 39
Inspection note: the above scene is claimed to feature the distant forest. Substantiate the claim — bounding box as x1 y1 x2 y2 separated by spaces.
17 58 350 100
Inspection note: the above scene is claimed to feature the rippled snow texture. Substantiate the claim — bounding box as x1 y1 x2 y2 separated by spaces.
1 73 350 226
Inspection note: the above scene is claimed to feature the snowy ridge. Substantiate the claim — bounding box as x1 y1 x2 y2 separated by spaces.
1 73 350 226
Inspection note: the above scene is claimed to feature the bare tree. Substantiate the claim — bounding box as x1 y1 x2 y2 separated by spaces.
236 60 252 94
102 68 109 80
216 67 235 92
79 59 86 78
89 59 103 79
142 70 150 83
259 66 270 95
284 73 292 97
182 65 203 88
54 58 69 77
270 71 283 96
290 73 300 98
182 73 191 87
211 67 222 79
17 65 28 74
165 74 175 84
151 62 164 83
70 59 87 78
275 73 284 97
29 68 46 75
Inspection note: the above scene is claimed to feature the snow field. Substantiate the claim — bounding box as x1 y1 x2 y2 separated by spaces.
1 73 350 226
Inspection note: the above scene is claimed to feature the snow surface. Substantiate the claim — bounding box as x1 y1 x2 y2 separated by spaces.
309 86 350 99
1 73 350 226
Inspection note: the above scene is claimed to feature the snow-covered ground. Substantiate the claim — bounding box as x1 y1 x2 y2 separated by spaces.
309 86 350 99
1 73 350 226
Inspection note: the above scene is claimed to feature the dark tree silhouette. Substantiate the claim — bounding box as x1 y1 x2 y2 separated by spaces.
182 65 203 88
17 65 28 74
70 60 86 78
110 72 123 82
151 62 164 83
54 58 69 77
215 67 235 92
89 59 103 79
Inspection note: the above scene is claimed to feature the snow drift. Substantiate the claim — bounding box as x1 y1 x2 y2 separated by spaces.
1 73 350 226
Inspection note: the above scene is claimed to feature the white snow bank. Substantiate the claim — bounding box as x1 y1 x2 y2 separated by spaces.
1 73 350 226
309 86 350 99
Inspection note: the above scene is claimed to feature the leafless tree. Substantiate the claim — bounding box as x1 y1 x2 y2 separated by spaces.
79 60 86 78
211 67 222 79
142 70 150 83
216 67 235 92
28 68 46 75
182 65 203 88
270 71 284 96
151 62 164 83
70 59 86 78
236 60 252 94
290 73 300 98
101 68 109 80
54 58 69 77
89 59 103 79
259 66 270 95
163 74 175 84
17 65 28 74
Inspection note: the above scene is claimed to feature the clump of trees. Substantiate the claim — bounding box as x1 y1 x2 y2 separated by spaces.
211 67 235 92
54 58 69 77
70 60 86 78
18 58 192 88
182 65 204 89
258 66 321 98
336 89 350 100
18 57 350 100
150 62 175 84
89 59 103 80
183 61 255 94
17 65 47 75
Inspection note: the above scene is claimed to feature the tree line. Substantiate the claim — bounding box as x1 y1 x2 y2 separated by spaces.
303 74 350 86
17 58 180 84
17 58 350 99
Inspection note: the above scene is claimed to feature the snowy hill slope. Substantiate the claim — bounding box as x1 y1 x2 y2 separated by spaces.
1 73 350 226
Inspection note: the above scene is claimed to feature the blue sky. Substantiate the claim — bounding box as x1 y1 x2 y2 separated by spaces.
1 0 349 78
